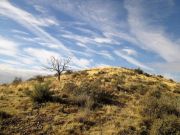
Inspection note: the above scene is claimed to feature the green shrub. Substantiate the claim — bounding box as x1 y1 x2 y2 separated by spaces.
157 75 164 78
134 68 144 74
12 77 22 85
173 85 180 94
64 70 73 75
143 93 180 119
122 83 148 95
150 90 161 99
0 111 11 120
150 115 180 135
28 75 44 82
141 90 180 135
64 81 116 110
29 82 53 103
63 82 78 94
134 68 151 77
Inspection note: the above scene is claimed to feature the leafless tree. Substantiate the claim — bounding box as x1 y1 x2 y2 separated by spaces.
44 56 71 82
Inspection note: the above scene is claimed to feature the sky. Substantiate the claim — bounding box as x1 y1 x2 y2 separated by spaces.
0 0 180 83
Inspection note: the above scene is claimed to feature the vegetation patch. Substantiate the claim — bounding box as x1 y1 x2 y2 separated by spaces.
140 90 180 134
0 111 11 121
29 82 53 103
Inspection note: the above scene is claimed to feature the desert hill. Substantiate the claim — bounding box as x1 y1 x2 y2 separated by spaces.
0 67 179 135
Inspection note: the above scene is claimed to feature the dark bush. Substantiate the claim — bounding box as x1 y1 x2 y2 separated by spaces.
0 111 11 120
64 70 73 75
35 75 44 82
121 83 148 95
157 75 164 78
12 77 22 84
80 70 88 76
29 82 53 103
63 82 78 94
150 90 161 99
28 75 44 82
143 92 180 119
134 68 144 74
140 90 180 135
150 115 180 135
64 81 116 110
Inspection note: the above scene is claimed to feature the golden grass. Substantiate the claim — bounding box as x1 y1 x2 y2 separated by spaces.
0 67 179 135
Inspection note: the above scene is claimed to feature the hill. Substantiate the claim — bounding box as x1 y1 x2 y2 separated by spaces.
0 67 179 135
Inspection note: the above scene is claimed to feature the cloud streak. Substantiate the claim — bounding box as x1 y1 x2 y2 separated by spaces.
125 0 180 62
114 50 153 71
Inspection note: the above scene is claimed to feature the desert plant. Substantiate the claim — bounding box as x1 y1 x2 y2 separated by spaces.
150 115 180 135
28 75 44 82
134 68 144 74
140 90 180 135
64 70 73 75
157 75 164 78
68 81 116 110
29 82 53 103
0 111 11 120
143 93 180 119
12 77 22 84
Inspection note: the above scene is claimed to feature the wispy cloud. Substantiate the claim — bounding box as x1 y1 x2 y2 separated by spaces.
122 48 137 57
0 1 94 69
0 1 69 52
0 36 19 57
125 0 180 62
114 50 153 71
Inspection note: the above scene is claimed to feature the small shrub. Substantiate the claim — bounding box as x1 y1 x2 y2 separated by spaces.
28 75 44 82
35 75 44 82
143 92 180 119
169 79 174 82
150 115 180 135
157 75 164 78
0 111 11 120
64 70 73 75
123 83 148 95
144 72 151 77
173 85 180 94
134 68 144 74
64 81 116 110
12 77 22 85
150 90 161 99
1 83 7 86
63 82 78 94
29 82 53 103
71 72 80 78
119 126 137 135
173 89 180 94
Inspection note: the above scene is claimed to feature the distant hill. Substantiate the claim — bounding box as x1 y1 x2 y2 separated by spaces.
0 67 179 135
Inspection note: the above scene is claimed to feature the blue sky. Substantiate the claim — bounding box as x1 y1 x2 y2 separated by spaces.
0 0 180 83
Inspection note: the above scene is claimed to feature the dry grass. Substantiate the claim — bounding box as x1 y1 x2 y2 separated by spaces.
0 67 179 135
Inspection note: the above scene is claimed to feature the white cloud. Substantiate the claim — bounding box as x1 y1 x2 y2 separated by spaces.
11 29 29 35
73 58 92 68
0 63 50 84
0 0 69 52
24 48 61 65
0 36 19 56
98 50 115 60
94 37 112 44
151 62 180 73
125 0 180 62
122 48 137 56
114 50 153 71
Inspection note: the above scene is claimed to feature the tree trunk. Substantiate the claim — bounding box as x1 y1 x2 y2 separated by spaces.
58 74 61 82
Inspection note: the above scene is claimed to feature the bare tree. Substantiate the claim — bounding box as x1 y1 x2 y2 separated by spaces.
44 56 71 82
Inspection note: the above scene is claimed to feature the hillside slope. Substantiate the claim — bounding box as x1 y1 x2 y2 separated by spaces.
0 67 179 135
